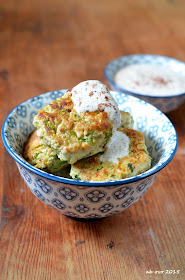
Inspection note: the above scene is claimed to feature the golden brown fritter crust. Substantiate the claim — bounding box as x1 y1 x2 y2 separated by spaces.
33 92 113 164
70 128 151 181
23 130 68 174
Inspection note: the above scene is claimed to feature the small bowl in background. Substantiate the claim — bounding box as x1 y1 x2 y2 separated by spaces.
105 54 185 113
2 90 178 221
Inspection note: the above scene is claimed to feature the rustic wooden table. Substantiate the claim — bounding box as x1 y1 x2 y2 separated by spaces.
0 0 185 279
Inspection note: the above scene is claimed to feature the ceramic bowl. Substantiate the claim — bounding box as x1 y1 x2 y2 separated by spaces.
105 54 185 113
2 90 178 221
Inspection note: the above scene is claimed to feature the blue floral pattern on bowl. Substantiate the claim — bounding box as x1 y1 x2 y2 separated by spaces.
105 54 185 112
1 90 178 220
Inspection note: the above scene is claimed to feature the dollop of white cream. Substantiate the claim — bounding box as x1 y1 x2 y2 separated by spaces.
71 80 130 163
100 130 130 163
71 80 121 130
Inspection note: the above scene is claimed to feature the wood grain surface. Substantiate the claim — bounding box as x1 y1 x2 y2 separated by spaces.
0 0 185 279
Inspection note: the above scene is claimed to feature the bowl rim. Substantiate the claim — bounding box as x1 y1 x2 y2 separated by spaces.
2 90 178 187
105 54 185 98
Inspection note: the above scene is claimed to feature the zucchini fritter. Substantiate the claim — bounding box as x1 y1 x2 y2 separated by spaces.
33 92 113 164
120 111 134 129
70 128 151 182
23 130 68 174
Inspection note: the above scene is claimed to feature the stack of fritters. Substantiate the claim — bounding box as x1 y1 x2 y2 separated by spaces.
24 91 151 181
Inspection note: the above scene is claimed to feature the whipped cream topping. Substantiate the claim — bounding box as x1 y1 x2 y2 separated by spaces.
100 130 129 163
70 80 130 163
71 80 121 130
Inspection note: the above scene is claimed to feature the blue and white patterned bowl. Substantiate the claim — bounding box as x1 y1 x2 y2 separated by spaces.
105 54 185 113
1 90 178 220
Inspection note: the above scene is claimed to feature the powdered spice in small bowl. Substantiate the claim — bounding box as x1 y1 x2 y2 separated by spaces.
105 54 185 113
